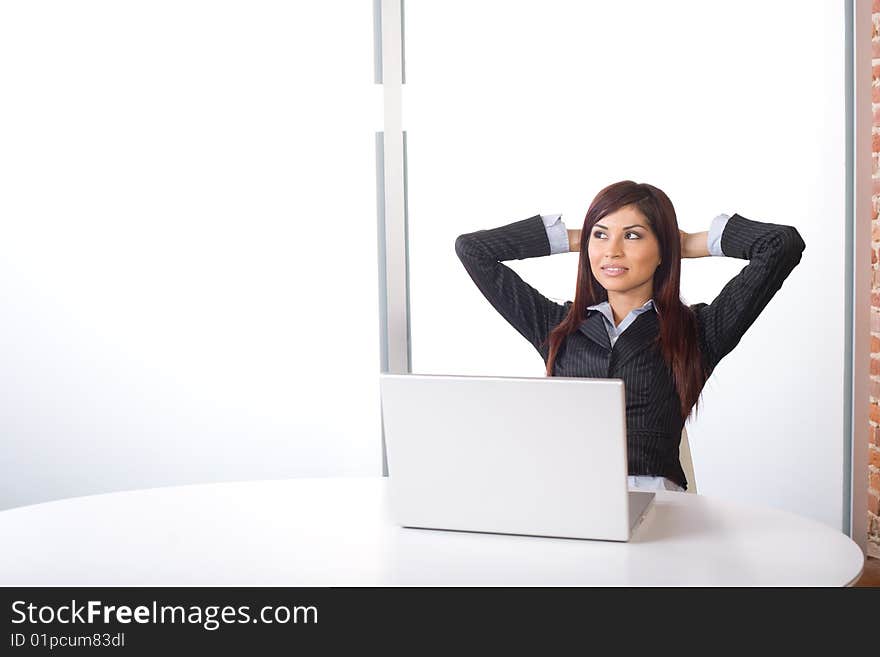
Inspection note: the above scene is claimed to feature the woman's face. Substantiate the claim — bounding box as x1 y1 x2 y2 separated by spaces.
587 205 662 299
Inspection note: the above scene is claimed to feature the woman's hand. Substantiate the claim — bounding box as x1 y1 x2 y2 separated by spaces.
567 229 581 253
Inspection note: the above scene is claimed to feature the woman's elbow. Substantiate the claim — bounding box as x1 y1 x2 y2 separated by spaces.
781 226 806 265
789 227 806 252
455 233 477 261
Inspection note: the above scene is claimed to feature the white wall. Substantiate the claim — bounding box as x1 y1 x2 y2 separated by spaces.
0 1 383 509
405 0 845 529
0 1 849 531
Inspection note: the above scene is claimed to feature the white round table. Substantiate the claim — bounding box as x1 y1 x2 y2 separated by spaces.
0 477 864 586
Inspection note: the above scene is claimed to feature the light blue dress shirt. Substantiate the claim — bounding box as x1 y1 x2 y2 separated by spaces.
539 212 731 492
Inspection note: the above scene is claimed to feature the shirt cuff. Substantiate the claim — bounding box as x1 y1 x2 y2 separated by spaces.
541 213 569 254
707 213 730 257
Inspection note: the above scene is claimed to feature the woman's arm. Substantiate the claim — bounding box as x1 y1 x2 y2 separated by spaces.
567 228 581 253
680 230 710 258
455 215 570 359
690 213 806 373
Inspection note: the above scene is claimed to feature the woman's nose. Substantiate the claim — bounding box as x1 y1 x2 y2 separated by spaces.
604 238 624 256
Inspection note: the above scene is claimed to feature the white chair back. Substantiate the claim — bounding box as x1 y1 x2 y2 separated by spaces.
680 426 698 494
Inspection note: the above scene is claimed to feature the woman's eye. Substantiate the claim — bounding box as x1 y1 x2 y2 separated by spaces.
592 230 641 239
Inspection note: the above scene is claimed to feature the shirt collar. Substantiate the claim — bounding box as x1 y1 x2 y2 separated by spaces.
586 298 657 326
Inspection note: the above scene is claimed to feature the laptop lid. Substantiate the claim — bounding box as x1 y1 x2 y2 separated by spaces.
379 373 651 542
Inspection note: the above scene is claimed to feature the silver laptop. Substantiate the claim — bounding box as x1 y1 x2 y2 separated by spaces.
379 373 654 542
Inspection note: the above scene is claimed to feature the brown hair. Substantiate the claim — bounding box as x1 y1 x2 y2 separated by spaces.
542 180 709 422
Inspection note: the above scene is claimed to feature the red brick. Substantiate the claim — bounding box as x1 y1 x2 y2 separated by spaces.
872 470 880 492
872 359 880 376
873 222 880 243
874 1 880 15
873 291 880 308
871 447 880 470
874 82 880 103
873 271 880 288
870 402 880 424
874 425 880 446
872 335 880 353
869 489 880 516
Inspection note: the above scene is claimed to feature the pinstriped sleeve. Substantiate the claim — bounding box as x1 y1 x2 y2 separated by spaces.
455 215 570 359
693 213 806 373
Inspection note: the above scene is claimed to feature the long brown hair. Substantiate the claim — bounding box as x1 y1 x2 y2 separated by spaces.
542 180 709 422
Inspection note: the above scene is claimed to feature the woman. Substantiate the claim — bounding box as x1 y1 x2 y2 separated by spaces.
454 180 805 492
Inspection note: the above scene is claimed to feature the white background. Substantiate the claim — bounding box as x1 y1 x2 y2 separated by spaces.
0 1 847 532
405 0 845 529
0 1 383 509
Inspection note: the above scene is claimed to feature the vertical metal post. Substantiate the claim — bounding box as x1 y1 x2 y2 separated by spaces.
375 0 409 476
849 0 872 551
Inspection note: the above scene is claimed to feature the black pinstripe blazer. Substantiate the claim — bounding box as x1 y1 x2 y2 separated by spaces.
454 213 805 490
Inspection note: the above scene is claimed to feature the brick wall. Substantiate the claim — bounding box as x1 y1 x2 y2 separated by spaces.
870 0 880 559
